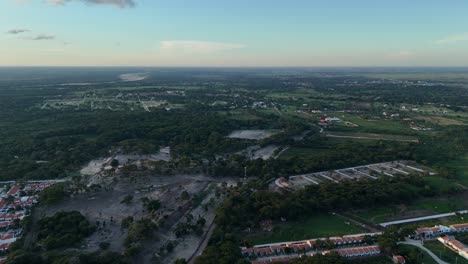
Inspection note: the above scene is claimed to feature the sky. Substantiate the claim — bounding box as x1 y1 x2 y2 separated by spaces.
1 0 468 67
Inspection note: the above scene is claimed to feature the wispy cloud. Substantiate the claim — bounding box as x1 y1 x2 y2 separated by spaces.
435 33 468 44
160 41 246 53
6 29 30 34
46 0 135 8
28 34 55 40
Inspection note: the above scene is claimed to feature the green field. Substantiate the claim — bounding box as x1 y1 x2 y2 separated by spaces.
327 113 417 135
353 206 400 224
397 244 438 264
424 176 464 193
446 155 468 186
325 131 419 142
408 199 464 213
247 214 365 245
424 240 468 264
352 196 467 224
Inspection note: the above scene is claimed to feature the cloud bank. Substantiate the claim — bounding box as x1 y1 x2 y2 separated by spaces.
435 33 468 44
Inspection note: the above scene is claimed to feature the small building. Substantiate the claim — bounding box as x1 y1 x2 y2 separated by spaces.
335 245 380 258
325 117 341 122
450 223 468 233
393 255 406 264
437 236 468 260
415 225 450 238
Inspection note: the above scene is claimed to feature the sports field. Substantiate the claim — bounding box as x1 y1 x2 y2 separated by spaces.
248 214 365 245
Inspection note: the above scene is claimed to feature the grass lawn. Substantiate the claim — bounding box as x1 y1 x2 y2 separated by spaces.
247 214 365 245
424 240 468 264
408 199 464 214
327 113 416 135
348 256 393 264
325 131 419 142
424 176 463 193
278 146 325 160
353 206 399 224
446 155 468 186
351 196 466 224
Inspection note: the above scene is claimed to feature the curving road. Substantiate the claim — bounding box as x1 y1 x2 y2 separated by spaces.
398 240 449 264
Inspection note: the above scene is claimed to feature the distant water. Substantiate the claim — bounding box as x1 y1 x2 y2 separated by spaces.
119 73 148 82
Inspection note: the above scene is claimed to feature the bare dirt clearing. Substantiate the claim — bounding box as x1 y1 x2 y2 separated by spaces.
33 173 236 264
227 130 278 140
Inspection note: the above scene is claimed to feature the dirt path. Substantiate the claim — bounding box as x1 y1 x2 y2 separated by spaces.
334 212 382 233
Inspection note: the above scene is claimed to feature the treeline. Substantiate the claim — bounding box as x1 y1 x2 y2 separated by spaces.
213 140 414 180
4 211 128 264
195 175 441 264
0 106 278 180
215 175 443 229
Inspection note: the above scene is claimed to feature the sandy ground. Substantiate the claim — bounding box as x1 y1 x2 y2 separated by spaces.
80 151 171 177
33 173 233 264
237 145 279 160
227 130 276 140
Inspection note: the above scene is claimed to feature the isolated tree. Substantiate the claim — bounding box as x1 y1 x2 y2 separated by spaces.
121 194 134 205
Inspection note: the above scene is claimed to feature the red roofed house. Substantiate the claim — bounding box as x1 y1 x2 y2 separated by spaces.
393 255 406 264
335 246 380 258
6 185 21 197
450 223 468 233
437 236 468 261
415 225 450 238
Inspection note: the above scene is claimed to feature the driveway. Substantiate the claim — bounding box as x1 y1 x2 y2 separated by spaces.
398 239 449 264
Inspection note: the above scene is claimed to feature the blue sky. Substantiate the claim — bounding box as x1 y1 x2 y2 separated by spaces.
1 0 468 66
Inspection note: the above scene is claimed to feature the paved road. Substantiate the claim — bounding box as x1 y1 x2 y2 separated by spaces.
380 210 468 227
187 222 217 264
398 240 449 264
274 147 290 159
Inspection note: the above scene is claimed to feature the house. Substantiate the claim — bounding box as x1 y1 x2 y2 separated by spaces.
253 247 273 257
450 223 468 233
270 244 288 255
289 242 310 253
335 245 380 258
415 225 450 238
393 255 406 264
251 260 270 264
6 186 21 197
0 243 10 253
460 250 468 260
437 236 468 260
